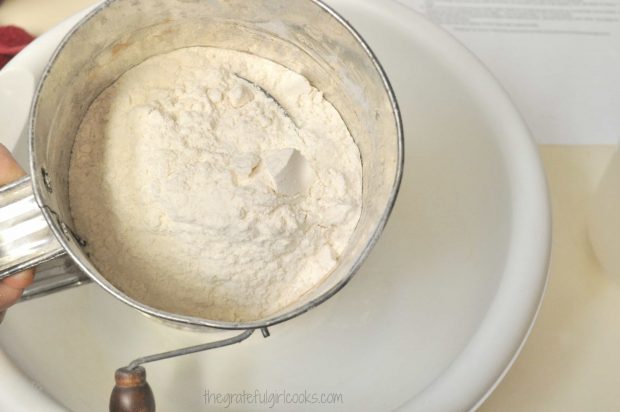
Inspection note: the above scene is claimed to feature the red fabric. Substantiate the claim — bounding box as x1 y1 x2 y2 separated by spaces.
0 55 10 69
0 26 34 69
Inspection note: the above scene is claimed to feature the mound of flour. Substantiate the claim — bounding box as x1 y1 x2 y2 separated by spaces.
69 47 362 322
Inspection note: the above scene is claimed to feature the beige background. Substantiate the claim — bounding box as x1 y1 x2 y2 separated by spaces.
1 1 618 410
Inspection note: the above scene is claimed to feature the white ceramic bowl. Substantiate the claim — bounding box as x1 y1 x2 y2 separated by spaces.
0 1 550 411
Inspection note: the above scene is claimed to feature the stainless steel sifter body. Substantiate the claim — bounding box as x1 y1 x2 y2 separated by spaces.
0 0 403 331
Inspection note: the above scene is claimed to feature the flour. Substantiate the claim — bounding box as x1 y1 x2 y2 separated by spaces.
69 47 362 322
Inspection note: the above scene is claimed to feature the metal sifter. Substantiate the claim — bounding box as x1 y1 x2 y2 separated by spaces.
0 0 403 409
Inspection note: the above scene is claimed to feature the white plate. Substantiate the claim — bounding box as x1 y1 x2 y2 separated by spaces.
0 1 550 411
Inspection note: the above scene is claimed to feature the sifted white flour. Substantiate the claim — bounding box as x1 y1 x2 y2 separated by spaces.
69 47 362 322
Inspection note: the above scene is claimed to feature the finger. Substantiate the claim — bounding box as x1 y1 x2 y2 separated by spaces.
0 282 24 311
0 143 27 185
2 269 35 289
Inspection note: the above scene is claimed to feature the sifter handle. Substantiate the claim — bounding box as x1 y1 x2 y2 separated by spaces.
0 176 92 303
0 176 65 279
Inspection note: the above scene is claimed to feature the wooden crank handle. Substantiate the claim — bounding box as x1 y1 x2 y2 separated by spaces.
109 366 156 412
107 328 259 411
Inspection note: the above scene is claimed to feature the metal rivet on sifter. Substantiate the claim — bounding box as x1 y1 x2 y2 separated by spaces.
41 168 52 193
59 222 71 240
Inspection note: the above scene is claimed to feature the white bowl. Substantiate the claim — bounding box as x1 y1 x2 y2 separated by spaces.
0 0 550 411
